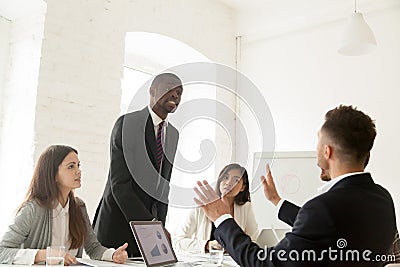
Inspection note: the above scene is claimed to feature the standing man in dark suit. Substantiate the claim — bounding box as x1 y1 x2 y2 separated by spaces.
194 105 397 266
93 73 183 257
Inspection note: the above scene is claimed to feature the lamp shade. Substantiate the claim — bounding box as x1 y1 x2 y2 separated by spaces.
338 12 377 56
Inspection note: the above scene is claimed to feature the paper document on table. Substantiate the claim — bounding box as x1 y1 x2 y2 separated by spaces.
176 253 239 267
176 253 209 263
222 255 239 267
76 259 143 267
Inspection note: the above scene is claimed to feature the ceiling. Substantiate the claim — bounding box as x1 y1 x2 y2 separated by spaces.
1 0 397 30
0 0 45 20
1 0 397 20
219 0 399 40
219 0 397 12
219 0 273 11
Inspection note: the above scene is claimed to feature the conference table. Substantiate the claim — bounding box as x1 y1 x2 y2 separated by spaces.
0 261 398 266
0 253 239 267
0 256 398 267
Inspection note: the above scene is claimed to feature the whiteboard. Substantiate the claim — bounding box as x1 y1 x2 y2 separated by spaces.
250 151 324 229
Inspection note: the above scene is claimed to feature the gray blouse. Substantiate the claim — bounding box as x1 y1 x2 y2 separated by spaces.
0 198 108 264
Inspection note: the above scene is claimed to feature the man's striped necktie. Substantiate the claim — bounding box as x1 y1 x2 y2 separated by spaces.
156 121 165 170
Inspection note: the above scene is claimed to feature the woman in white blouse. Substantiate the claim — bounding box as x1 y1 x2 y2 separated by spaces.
173 163 259 253
0 145 128 265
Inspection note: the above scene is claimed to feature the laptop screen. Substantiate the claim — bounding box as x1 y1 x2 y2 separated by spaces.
130 221 178 267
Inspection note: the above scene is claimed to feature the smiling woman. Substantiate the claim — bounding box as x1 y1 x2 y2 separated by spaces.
0 145 128 265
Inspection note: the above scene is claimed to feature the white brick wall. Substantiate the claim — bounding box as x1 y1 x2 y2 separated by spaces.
34 0 236 218
0 2 238 239
34 0 129 215
0 8 46 235
0 0 236 233
0 16 11 154
124 0 236 66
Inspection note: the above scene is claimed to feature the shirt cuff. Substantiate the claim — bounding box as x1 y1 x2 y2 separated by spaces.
13 249 39 265
101 248 115 262
214 214 233 228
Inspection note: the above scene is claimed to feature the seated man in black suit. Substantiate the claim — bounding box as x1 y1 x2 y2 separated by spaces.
264 158 400 265
194 105 397 266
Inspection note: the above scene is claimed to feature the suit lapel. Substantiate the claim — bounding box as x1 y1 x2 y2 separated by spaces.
144 111 158 168
164 124 173 163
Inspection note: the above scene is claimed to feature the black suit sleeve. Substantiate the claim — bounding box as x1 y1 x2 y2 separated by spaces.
215 218 275 267
215 199 335 267
109 116 153 221
278 200 300 227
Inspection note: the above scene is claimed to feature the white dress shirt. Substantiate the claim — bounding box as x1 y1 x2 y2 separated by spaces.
51 200 79 256
275 172 367 219
316 172 365 194
148 105 168 141
52 201 115 261
148 106 169 194
174 202 259 253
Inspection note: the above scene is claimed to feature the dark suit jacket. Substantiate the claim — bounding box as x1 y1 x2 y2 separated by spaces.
279 198 400 265
214 173 396 266
93 107 179 256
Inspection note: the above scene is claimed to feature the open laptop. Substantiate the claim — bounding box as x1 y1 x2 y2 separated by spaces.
256 228 290 247
129 221 196 267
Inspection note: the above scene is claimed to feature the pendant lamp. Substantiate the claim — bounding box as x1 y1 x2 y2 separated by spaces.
338 0 377 56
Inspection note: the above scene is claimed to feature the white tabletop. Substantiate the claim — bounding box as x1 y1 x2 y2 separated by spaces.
0 254 239 267
0 262 398 267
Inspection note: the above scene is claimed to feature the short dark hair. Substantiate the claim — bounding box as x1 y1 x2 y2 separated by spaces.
150 73 182 89
321 105 376 164
215 163 251 205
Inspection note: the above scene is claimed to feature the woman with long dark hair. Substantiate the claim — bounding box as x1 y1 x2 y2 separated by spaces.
0 145 128 265
173 163 259 253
